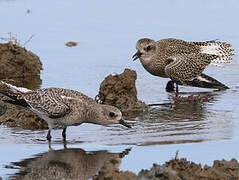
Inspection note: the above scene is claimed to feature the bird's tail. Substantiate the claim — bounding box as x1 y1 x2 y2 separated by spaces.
0 81 31 93
0 82 30 108
196 40 234 66
185 73 229 90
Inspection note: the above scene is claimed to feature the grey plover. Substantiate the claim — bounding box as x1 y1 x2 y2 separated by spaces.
133 38 234 92
0 81 131 141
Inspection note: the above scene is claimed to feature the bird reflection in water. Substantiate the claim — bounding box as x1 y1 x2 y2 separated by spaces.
8 145 132 180
138 91 233 145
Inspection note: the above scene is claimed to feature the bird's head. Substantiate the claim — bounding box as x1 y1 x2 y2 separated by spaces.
87 104 131 128
132 38 157 62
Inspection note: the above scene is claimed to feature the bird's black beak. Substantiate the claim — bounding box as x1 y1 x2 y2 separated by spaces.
119 119 131 128
132 50 142 61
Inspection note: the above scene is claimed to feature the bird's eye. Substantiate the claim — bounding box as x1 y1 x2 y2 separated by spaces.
109 112 115 117
145 45 153 52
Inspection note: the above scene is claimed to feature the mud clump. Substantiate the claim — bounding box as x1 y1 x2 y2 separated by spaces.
138 158 239 180
95 170 136 180
96 68 147 116
0 80 47 130
138 164 180 180
94 160 136 180
0 42 42 81
0 105 48 130
65 41 78 47
0 42 46 129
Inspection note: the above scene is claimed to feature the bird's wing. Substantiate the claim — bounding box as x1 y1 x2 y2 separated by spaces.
23 91 71 119
165 53 218 84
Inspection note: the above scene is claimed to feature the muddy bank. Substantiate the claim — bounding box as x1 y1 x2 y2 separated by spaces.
0 104 48 130
0 83 47 130
137 158 239 180
96 68 147 116
93 158 239 180
0 42 46 129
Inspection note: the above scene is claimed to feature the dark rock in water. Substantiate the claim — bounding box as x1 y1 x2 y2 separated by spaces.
0 42 46 129
96 68 147 116
137 164 180 180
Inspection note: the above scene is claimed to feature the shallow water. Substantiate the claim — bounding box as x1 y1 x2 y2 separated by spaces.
0 0 239 179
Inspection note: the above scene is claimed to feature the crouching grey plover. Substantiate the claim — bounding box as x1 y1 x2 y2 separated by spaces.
0 81 131 141
133 38 234 93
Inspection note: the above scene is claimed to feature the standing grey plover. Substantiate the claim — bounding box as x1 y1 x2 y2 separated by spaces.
0 81 131 141
133 38 234 93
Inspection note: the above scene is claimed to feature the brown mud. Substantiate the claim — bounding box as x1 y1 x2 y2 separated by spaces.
65 41 78 47
0 42 42 88
137 158 239 180
11 155 239 180
94 158 239 180
0 42 46 129
96 68 147 116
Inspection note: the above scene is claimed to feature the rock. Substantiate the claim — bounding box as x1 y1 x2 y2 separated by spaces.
96 68 147 116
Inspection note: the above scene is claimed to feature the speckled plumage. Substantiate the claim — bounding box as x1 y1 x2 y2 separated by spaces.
0 82 131 140
133 38 234 90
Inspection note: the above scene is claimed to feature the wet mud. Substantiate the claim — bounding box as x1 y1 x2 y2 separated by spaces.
0 105 48 130
0 42 46 129
96 68 147 116
0 42 42 86
65 41 78 47
137 158 239 180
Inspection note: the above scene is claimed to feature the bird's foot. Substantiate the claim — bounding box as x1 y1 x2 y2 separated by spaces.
46 130 52 141
173 93 213 103
62 127 67 141
166 80 175 92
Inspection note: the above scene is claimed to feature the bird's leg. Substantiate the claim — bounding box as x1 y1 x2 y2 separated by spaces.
62 127 67 141
48 140 52 150
63 140 67 149
175 84 179 97
165 80 175 92
46 129 52 141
